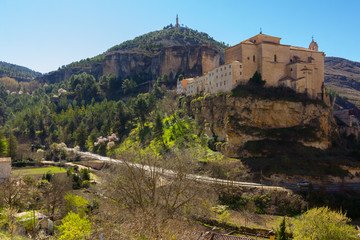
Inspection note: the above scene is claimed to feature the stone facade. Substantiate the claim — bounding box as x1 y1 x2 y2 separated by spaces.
0 158 11 180
178 33 325 100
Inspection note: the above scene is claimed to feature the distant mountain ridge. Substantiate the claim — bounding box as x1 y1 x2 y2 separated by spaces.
324 57 360 108
0 61 42 81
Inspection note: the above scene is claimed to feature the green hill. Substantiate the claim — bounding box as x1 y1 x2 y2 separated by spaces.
0 61 42 80
64 27 227 69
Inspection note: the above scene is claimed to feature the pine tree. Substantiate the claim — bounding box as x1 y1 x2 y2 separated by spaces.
276 217 288 240
7 131 17 160
75 123 87 151
154 111 165 147
249 71 266 86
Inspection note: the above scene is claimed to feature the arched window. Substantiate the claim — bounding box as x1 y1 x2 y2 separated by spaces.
274 55 277 62
253 55 255 62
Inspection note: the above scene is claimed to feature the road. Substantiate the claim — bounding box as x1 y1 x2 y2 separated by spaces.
67 148 290 192
67 148 360 193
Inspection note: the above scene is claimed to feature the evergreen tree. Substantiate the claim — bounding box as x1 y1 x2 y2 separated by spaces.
248 71 266 86
27 118 36 140
153 111 164 146
38 118 47 145
7 131 17 160
75 123 88 151
276 217 288 240
133 94 148 130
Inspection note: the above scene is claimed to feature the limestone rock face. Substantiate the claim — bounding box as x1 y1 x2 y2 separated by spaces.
103 45 221 80
39 45 222 84
188 95 335 158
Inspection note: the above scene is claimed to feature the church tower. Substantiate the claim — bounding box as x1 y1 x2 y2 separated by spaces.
175 14 179 27
309 36 319 51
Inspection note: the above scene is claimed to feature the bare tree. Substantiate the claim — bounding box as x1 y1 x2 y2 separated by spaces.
99 147 216 239
0 178 26 210
38 175 72 220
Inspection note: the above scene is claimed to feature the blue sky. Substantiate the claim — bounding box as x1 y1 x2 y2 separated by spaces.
1 0 359 73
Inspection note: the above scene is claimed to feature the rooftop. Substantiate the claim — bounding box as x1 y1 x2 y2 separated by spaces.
0 158 11 163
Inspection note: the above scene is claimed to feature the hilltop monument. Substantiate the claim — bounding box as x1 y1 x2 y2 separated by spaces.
175 14 179 27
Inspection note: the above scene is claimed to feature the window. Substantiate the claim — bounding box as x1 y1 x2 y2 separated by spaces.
240 65 242 68
229 72 231 75
220 68 222 71
290 68 293 71
253 55 255 62
274 54 277 62
240 72 242 75
225 73 227 76
247 57 250 60
224 81 226 85
216 83 218 87
220 82 222 86
229 65 231 68
216 76 218 79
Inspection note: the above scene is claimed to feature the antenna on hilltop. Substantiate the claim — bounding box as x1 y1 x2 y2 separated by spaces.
260 27 262 34
176 14 179 27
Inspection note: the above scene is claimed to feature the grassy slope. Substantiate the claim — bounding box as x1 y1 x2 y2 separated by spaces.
12 166 66 176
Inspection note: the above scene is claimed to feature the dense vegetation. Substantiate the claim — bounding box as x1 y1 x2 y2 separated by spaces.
0 61 42 79
64 26 228 69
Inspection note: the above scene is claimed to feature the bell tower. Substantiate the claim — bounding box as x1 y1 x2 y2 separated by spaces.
309 36 319 51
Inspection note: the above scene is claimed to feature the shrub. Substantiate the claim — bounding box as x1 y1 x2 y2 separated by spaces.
293 207 358 240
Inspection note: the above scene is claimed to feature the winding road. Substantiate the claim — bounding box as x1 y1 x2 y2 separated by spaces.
67 148 360 193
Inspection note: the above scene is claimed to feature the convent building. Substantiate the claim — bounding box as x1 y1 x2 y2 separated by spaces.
177 33 326 100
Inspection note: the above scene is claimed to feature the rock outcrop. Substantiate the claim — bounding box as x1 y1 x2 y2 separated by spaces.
39 45 222 84
103 45 222 81
37 63 103 84
187 94 335 158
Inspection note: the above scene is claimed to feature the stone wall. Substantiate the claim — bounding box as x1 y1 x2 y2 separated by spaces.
0 158 11 179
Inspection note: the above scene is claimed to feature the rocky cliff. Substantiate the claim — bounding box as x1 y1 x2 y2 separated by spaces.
38 27 226 84
187 94 335 158
39 44 222 84
103 45 222 81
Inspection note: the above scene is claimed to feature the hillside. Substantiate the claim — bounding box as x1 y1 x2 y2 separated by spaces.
38 27 226 84
0 61 42 81
324 57 360 108
65 27 227 69
37 27 360 110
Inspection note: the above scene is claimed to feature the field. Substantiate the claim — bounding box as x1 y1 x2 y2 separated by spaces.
12 166 67 177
